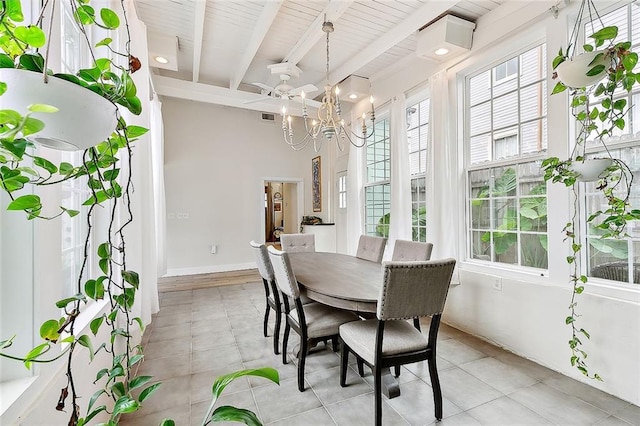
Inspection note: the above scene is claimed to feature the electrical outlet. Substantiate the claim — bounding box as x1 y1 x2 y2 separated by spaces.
492 277 503 291
210 244 217 254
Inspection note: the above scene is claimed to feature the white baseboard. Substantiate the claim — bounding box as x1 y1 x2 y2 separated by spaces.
164 262 256 277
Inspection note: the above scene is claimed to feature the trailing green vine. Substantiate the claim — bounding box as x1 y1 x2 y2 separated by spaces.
0 0 168 424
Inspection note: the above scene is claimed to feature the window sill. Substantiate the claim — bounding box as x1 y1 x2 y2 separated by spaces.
459 260 549 285
0 376 37 418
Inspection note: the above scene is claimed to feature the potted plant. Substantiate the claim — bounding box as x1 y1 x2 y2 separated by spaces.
0 0 159 424
544 6 640 379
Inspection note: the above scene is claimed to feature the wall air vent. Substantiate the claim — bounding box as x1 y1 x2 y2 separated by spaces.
261 112 276 122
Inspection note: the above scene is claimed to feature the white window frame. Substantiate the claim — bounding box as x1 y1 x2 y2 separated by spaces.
465 42 549 271
407 98 429 242
364 117 391 237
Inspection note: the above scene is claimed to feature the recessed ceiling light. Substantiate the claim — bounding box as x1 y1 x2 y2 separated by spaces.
434 48 449 56
154 56 169 64
348 93 358 99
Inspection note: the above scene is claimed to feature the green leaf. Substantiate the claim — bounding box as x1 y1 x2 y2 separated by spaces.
111 381 126 398
100 8 120 29
122 270 139 288
34 156 58 174
0 54 14 68
4 0 24 21
7 194 41 210
75 5 96 25
103 168 120 181
55 293 86 308
40 319 61 342
21 116 45 136
87 389 106 412
24 342 50 368
159 420 176 426
1 138 28 158
552 55 566 69
210 406 262 426
109 365 125 379
565 316 575 325
14 25 46 48
77 335 94 361
83 405 106 424
133 316 144 332
98 242 110 259
28 103 59 113
0 82 6 96
99 258 109 274
138 383 162 403
90 316 104 336
590 26 618 42
18 54 45 72
95 368 109 383
586 64 605 76
112 396 139 415
95 37 113 48
623 52 638 71
551 81 567 94
211 368 279 402
129 375 153 391
579 328 591 339
128 354 144 367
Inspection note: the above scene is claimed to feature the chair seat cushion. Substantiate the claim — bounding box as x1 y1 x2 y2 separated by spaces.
340 319 428 365
289 303 359 338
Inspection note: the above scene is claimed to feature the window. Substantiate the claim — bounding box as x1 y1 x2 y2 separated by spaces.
577 4 640 286
407 99 429 242
338 174 347 209
493 57 518 83
365 119 390 237
466 44 548 269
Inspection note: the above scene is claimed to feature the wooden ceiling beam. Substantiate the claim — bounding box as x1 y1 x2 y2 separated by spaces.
192 0 207 83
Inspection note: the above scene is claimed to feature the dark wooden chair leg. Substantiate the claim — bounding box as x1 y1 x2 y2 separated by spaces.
340 340 349 387
282 322 290 365
428 357 443 420
331 336 338 352
357 357 365 377
374 365 382 426
273 310 281 355
413 317 421 331
263 303 270 337
394 365 400 377
298 338 308 392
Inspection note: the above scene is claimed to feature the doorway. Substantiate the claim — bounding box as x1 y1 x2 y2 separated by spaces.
263 180 301 245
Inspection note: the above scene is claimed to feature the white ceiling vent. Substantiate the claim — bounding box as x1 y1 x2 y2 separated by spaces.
416 15 475 61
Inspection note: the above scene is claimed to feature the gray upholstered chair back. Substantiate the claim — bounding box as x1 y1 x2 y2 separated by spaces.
356 235 387 263
391 240 433 261
377 259 456 321
281 233 316 253
267 245 300 298
250 240 274 281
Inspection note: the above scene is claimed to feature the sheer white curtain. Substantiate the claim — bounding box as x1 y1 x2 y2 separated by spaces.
346 130 364 255
426 71 458 261
150 95 167 277
387 94 411 259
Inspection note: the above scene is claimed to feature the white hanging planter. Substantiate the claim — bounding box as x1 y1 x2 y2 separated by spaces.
0 68 118 151
555 51 607 89
571 158 613 182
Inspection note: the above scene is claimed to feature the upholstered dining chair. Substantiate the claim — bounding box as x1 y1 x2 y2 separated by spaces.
249 241 282 355
339 259 456 426
267 245 360 392
391 239 433 262
355 235 387 263
391 239 434 331
280 233 315 253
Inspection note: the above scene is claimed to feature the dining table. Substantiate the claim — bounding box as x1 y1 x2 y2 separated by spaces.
287 251 401 399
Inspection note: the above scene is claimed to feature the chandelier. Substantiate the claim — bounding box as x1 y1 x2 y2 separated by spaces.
281 19 376 152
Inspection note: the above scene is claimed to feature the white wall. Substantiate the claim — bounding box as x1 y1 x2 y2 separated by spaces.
162 99 332 276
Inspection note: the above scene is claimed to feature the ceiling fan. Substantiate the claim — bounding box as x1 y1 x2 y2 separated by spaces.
245 63 319 106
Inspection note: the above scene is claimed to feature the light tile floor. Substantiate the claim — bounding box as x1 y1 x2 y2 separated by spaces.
121 282 639 426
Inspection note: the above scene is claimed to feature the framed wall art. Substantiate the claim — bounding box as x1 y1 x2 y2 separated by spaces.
312 156 321 212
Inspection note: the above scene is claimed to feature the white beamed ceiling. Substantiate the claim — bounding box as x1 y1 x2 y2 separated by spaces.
134 0 506 111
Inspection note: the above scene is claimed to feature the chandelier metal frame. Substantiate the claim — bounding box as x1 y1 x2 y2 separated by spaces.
281 18 376 152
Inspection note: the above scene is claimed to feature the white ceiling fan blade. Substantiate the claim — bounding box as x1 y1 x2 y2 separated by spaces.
252 82 276 93
243 95 274 105
288 84 318 97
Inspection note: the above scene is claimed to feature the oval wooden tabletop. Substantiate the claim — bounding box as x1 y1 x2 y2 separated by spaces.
288 252 383 313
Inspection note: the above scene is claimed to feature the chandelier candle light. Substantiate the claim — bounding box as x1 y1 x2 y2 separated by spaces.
282 19 376 152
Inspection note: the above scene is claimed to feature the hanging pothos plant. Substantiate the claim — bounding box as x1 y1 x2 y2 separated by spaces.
545 10 640 380
0 0 167 424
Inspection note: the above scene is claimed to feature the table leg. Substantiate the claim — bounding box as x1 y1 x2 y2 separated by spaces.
381 367 401 399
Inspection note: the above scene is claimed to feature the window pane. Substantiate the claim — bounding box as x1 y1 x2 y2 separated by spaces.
469 70 491 106
470 102 491 136
520 119 547 155
520 45 546 86
521 233 548 268
520 81 547 122
470 133 491 164
493 92 519 130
